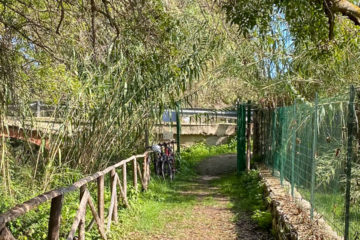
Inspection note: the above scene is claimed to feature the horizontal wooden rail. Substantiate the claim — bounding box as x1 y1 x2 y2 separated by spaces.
0 151 152 240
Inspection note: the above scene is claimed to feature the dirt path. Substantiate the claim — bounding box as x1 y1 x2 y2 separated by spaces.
141 154 273 240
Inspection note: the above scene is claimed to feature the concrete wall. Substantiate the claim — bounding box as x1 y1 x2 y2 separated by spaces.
154 123 236 146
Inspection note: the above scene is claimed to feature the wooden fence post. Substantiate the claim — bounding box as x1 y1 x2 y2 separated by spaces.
133 159 138 192
78 186 86 240
123 164 127 203
147 154 151 183
67 189 89 240
110 169 118 223
48 195 63 240
143 156 148 189
97 176 104 225
0 226 15 240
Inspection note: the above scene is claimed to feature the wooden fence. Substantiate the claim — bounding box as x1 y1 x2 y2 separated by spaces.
0 152 152 240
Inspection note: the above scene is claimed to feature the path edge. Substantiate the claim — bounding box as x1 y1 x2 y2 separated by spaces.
257 164 342 240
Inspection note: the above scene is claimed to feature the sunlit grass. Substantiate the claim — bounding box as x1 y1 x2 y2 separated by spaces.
298 187 360 238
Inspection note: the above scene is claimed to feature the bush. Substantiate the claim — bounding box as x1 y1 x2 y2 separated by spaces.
251 210 272 229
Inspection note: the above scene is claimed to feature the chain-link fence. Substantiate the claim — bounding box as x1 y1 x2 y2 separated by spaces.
253 86 359 239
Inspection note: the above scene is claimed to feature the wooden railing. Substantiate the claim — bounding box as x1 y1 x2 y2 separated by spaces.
0 152 152 240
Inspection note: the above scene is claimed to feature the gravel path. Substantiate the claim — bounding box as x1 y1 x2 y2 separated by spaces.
139 154 273 240
146 175 239 240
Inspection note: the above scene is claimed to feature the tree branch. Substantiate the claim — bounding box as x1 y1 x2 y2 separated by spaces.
324 0 335 40
90 0 97 60
56 0 65 34
329 0 360 25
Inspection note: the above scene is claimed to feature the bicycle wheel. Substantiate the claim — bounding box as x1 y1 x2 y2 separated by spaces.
153 153 162 176
153 153 158 174
168 156 175 179
161 158 166 179
161 158 173 180
167 161 173 181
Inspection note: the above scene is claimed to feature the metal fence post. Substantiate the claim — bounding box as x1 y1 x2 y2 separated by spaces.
267 108 272 166
237 102 241 174
345 85 356 240
176 102 181 157
241 104 246 171
280 108 285 185
310 93 318 219
291 100 297 198
253 109 260 159
237 102 246 173
246 101 252 171
271 109 277 175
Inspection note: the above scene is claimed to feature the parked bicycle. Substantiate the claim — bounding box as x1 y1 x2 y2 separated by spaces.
148 141 176 180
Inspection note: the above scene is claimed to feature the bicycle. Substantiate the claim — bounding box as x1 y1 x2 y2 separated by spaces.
159 141 176 181
148 141 176 181
148 144 162 176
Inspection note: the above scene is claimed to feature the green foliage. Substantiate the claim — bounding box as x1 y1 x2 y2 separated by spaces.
223 0 330 42
220 0 360 104
251 210 272 229
0 0 225 197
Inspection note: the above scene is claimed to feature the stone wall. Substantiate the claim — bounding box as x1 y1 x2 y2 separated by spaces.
258 166 342 240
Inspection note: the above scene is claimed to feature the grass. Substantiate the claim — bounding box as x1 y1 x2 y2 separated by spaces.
109 140 237 238
298 187 360 238
180 139 237 176
108 177 198 239
2 141 236 239
3 140 274 239
211 170 272 230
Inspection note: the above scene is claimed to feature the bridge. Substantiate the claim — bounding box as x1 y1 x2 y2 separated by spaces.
1 103 238 148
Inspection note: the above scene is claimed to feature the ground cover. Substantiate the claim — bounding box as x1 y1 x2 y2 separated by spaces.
1 141 274 239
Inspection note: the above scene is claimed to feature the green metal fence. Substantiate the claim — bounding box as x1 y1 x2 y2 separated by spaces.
237 102 246 173
256 86 359 240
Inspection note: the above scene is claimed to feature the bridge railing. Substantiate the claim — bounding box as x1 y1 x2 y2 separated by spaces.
0 151 152 240
7 101 51 117
7 103 238 125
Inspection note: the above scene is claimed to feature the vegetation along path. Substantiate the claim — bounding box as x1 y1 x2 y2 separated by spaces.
111 150 273 240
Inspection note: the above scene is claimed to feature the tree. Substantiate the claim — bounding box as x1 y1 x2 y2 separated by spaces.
0 0 223 192
222 0 360 41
